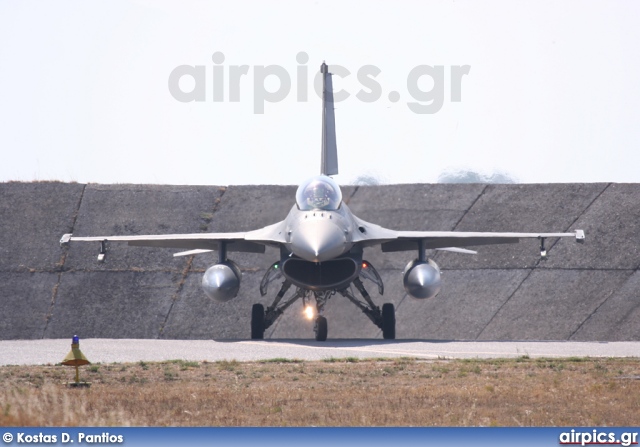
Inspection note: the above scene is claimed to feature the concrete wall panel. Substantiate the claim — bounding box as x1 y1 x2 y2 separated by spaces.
46 271 179 339
0 272 58 339
543 183 640 270
0 182 84 272
2 181 639 341
478 270 632 340
161 271 270 339
570 270 640 341
395 269 530 340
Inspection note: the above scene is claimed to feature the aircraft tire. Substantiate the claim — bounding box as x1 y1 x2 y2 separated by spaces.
382 303 396 340
251 303 265 340
315 316 328 341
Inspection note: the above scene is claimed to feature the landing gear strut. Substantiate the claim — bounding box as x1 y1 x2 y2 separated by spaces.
339 278 396 340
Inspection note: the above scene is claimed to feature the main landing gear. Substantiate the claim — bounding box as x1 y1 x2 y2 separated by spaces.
338 278 395 340
251 303 266 340
251 261 395 341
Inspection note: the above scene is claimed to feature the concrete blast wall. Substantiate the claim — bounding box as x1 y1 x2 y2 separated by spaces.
1 182 639 341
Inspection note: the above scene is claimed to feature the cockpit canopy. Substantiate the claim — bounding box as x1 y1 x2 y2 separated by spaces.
295 175 342 211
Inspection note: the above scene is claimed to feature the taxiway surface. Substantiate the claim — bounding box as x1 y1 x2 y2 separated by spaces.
1 339 638 366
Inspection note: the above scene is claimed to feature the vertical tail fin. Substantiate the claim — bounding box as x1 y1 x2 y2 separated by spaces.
320 62 338 176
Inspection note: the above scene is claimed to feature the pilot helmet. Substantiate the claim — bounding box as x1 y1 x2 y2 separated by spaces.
307 183 331 208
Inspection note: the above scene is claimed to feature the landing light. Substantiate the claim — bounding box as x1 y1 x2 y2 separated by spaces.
304 305 315 320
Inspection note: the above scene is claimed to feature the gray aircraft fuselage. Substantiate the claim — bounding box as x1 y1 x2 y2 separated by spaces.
276 174 363 291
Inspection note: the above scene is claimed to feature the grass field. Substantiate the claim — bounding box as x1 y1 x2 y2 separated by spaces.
1 357 639 426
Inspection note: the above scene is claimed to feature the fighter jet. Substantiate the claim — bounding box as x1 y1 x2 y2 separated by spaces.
60 62 585 341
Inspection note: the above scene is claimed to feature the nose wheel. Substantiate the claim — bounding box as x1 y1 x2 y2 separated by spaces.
315 316 328 341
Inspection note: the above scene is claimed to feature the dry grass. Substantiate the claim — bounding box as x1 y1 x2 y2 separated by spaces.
1 357 639 427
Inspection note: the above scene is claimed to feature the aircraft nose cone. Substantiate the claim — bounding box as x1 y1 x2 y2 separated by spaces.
290 220 347 262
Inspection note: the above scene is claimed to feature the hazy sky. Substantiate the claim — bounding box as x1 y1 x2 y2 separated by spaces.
1 0 638 186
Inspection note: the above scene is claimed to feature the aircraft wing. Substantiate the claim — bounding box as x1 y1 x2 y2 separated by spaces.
59 221 288 254
379 230 585 252
351 218 585 252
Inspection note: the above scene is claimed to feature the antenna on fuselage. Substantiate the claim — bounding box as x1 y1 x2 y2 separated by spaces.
320 62 338 177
